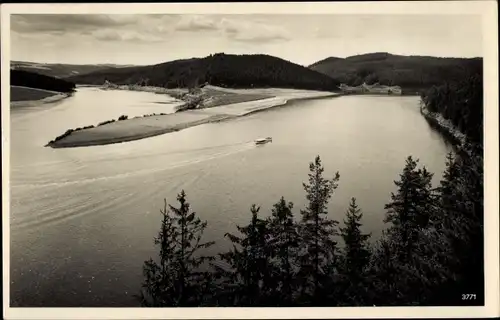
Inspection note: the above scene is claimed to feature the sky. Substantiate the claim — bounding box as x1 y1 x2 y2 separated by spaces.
10 14 483 66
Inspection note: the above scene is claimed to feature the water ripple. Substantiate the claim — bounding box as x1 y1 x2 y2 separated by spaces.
10 142 255 190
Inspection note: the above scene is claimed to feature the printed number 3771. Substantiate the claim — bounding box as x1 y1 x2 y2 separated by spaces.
462 294 476 300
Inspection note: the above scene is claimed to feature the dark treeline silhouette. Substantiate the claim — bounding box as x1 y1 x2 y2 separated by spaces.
11 69 76 93
139 72 483 307
140 149 483 306
67 53 340 91
309 52 482 92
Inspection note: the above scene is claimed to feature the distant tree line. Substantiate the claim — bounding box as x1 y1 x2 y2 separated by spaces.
67 53 340 92
309 52 483 92
11 69 76 93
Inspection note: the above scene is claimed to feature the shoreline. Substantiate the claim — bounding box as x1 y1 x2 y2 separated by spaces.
47 114 235 148
419 102 467 147
46 87 338 149
10 86 73 107
101 83 187 97
336 91 421 97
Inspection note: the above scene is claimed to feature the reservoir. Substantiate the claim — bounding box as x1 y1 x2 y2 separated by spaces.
9 87 452 307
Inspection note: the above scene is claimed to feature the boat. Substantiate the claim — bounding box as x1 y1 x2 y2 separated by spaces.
255 137 273 145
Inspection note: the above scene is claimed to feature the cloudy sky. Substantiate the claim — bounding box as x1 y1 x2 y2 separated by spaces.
10 14 483 66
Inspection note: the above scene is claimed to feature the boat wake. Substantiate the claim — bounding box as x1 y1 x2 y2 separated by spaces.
10 141 256 190
78 140 256 164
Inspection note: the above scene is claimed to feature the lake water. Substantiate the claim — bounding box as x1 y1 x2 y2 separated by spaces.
9 87 451 307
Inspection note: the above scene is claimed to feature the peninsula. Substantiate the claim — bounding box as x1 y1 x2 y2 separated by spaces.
46 53 341 148
46 85 338 148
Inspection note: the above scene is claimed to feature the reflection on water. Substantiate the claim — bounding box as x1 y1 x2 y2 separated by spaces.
9 89 451 307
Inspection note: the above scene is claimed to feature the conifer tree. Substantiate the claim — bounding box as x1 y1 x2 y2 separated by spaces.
364 233 399 305
429 152 462 241
140 190 215 307
214 204 274 306
338 197 371 304
297 155 340 304
267 197 300 306
433 144 484 305
457 143 484 304
406 147 483 306
384 156 435 263
374 157 443 305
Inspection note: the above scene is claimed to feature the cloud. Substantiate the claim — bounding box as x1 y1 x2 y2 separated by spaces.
11 14 291 44
173 15 291 43
220 18 290 43
91 29 163 42
175 15 219 32
91 29 123 41
11 14 169 43
11 14 137 34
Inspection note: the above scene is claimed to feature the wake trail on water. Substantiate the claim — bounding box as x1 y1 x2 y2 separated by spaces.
10 101 74 124
11 191 130 231
10 141 256 190
81 140 257 163
11 165 214 231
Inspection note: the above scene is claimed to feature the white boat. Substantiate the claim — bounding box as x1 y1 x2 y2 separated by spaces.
255 137 273 145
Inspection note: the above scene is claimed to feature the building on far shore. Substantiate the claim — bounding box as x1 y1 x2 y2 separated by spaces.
103 80 119 89
339 82 402 95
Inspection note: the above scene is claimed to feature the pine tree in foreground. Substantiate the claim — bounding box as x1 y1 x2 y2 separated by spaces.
338 197 371 305
138 143 483 307
397 147 483 306
214 204 274 306
267 197 300 306
430 144 484 305
419 152 463 297
365 233 399 305
383 156 436 263
455 143 484 305
297 155 340 305
370 156 440 305
140 190 215 307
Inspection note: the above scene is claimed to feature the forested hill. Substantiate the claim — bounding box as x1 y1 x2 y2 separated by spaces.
309 52 482 92
420 72 483 145
67 53 340 91
11 69 76 93
11 61 135 79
